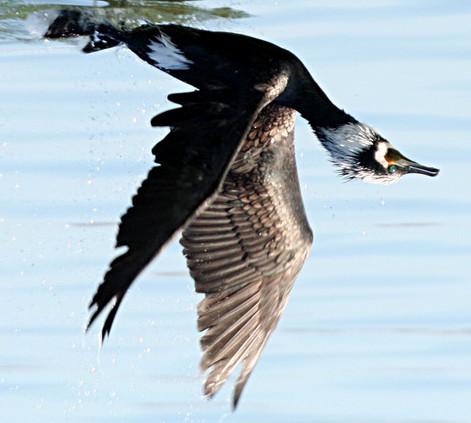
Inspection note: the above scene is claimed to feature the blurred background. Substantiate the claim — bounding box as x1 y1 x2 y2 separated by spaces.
1 1 470 422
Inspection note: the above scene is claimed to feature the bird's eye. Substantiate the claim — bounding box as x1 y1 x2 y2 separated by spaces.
388 164 398 174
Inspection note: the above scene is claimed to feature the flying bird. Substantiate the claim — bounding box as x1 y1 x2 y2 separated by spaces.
44 10 439 409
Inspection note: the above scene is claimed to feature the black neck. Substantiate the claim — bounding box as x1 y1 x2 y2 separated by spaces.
277 61 355 130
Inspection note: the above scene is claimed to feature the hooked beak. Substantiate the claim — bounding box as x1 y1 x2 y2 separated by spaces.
397 158 440 177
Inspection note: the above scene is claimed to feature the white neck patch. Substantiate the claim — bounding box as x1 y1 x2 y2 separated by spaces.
148 33 193 70
316 122 377 167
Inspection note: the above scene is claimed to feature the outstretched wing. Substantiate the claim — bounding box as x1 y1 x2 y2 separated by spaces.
181 122 313 408
181 105 312 407
88 75 289 339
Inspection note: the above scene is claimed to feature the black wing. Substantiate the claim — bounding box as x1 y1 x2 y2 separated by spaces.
122 24 294 93
88 77 290 339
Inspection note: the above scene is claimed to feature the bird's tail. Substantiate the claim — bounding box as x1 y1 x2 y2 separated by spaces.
44 10 125 53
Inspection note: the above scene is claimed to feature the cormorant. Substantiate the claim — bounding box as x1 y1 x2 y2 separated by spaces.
44 10 439 409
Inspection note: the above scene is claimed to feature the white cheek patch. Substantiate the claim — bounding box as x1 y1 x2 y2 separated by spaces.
148 33 193 70
374 142 390 169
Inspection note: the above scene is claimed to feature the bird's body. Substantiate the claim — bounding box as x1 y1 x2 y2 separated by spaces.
44 10 438 409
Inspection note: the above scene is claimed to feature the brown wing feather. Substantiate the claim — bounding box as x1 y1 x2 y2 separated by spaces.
181 105 313 408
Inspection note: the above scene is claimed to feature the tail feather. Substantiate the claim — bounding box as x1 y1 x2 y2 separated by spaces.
44 9 123 53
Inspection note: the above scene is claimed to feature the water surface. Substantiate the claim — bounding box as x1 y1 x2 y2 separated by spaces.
1 1 470 422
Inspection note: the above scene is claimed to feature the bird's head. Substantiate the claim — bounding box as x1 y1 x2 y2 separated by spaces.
315 122 439 184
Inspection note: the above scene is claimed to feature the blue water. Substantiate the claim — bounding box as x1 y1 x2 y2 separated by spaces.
1 1 470 422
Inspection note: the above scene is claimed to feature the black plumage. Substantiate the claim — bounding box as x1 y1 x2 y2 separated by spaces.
44 10 439 409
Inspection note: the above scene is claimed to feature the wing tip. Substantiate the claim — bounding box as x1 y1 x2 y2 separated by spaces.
85 289 124 342
231 390 242 411
201 372 242 411
86 301 101 331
